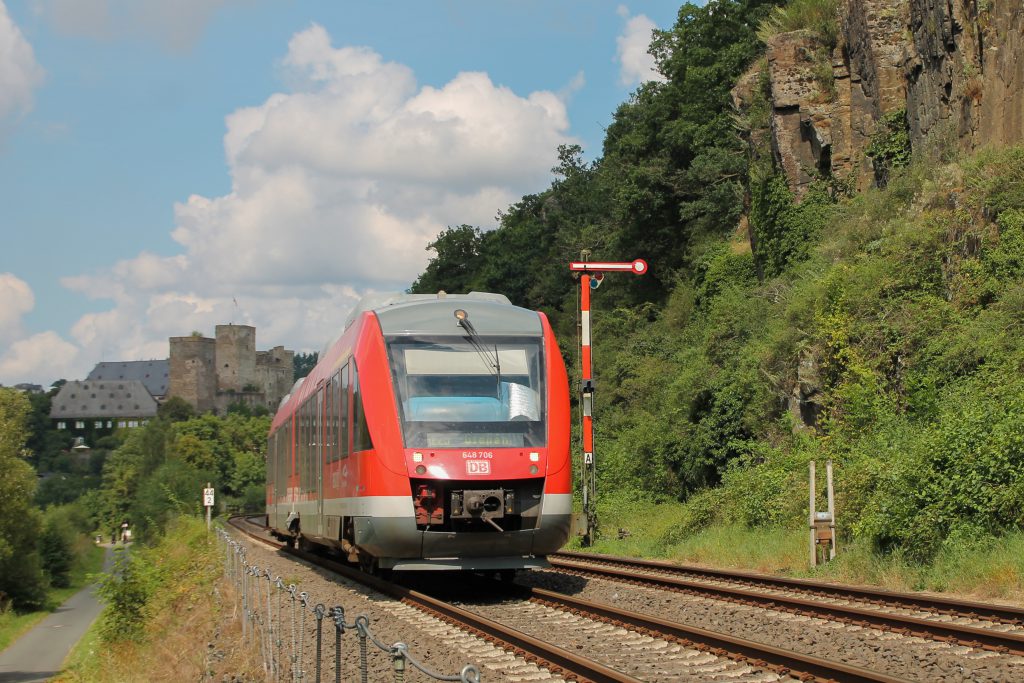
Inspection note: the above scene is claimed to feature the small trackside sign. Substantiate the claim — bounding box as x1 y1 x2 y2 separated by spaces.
466 460 491 475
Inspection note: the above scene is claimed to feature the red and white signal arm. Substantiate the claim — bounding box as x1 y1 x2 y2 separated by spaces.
569 259 648 275
203 487 215 507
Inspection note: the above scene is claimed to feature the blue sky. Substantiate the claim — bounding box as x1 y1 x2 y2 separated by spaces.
0 0 686 385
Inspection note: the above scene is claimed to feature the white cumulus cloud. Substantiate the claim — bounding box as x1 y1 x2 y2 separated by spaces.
615 5 667 87
0 1 45 125
0 273 35 344
0 331 79 385
39 24 575 384
0 275 80 385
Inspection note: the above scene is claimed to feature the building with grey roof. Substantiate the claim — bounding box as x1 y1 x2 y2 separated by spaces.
87 360 169 399
49 380 159 438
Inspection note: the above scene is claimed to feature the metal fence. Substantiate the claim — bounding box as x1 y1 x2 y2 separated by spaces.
220 530 481 682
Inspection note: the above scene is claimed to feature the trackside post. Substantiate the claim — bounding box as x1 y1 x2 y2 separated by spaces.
569 253 648 546
204 482 215 532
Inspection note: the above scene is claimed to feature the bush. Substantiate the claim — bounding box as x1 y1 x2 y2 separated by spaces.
97 516 217 645
867 110 912 187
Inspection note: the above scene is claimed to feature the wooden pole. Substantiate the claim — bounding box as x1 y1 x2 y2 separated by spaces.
808 461 816 567
826 460 837 560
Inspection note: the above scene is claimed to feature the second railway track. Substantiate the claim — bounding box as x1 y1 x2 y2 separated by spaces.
546 551 1024 656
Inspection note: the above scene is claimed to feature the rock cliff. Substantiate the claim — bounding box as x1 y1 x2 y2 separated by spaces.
738 0 1023 195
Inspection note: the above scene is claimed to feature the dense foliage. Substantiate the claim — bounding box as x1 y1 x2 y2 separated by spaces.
409 0 1024 562
0 389 48 608
93 412 270 542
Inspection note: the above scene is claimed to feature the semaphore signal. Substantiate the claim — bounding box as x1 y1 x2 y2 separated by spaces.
570 252 648 546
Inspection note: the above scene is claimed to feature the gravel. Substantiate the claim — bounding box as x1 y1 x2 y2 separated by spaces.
225 530 563 682
516 569 1024 683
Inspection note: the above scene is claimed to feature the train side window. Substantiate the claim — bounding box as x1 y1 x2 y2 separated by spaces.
326 372 341 463
352 361 373 452
306 397 315 493
340 364 350 458
286 419 293 493
266 432 273 498
324 382 332 461
300 400 310 492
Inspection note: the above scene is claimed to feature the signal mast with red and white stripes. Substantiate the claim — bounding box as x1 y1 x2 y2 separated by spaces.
569 252 648 545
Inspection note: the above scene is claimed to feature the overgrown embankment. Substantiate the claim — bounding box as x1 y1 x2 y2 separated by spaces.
58 516 257 682
589 146 1024 597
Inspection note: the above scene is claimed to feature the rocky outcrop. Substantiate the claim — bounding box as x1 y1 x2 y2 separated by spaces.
907 0 1024 150
741 0 1023 196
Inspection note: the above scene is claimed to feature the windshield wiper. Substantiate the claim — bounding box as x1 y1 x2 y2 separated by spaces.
455 311 502 398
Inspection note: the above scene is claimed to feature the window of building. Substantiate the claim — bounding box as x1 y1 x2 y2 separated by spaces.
75 420 85 429
128 420 139 428
57 421 66 430
95 421 103 428
118 421 127 428
107 421 113 428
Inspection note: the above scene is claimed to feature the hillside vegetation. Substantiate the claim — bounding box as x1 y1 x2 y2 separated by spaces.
410 0 1024 585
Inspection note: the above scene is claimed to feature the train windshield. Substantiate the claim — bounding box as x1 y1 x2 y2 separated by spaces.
386 336 545 449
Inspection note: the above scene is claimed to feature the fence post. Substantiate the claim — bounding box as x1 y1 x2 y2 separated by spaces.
391 643 407 683
314 604 325 683
332 606 345 683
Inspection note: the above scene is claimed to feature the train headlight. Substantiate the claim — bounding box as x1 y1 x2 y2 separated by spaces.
454 309 468 321
529 452 539 462
529 465 539 475
412 452 423 462
415 465 426 475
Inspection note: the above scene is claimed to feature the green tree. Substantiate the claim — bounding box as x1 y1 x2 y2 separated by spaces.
157 396 195 422
293 352 319 381
0 389 47 608
409 225 484 294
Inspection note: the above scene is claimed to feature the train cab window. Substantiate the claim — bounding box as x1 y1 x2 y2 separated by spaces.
351 362 373 452
387 336 545 449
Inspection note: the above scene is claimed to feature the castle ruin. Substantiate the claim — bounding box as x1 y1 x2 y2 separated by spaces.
168 324 293 414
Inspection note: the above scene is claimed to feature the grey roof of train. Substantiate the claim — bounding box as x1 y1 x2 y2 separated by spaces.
321 292 536 356
87 359 169 397
375 295 540 336
50 380 159 419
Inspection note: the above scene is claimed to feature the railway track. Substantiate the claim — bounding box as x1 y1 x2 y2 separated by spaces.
547 551 1024 656
228 517 903 682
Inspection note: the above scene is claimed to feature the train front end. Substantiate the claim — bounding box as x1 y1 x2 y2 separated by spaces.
363 294 572 571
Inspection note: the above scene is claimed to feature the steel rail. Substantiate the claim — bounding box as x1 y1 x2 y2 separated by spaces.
288 548 644 683
524 585 906 683
229 518 908 682
551 550 1024 624
227 517 640 682
550 554 1024 655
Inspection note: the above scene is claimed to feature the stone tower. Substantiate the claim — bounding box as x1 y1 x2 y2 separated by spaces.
168 335 217 413
215 324 256 393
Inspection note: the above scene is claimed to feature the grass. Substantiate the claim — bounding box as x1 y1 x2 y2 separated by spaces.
0 540 106 653
582 500 1024 603
56 516 258 682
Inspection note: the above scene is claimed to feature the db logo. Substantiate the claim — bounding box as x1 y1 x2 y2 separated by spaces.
466 460 490 475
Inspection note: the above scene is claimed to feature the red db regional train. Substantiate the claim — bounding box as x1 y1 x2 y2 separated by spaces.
266 292 572 572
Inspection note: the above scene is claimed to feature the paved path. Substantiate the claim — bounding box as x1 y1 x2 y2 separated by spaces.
0 546 116 683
